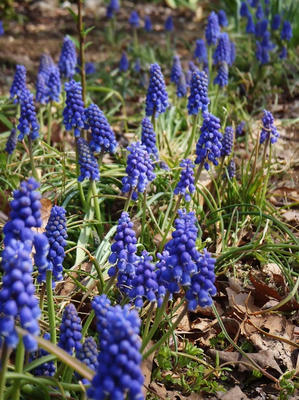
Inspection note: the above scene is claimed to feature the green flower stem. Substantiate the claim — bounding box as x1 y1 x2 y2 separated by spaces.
90 256 104 293
159 194 183 252
184 113 199 159
141 192 147 242
194 159 205 185
46 270 56 346
75 137 86 209
124 187 134 212
141 292 170 353
142 302 188 360
133 28 138 53
90 179 103 237
0 344 11 400
28 137 39 181
259 141 272 209
82 310 95 337
47 101 52 145
104 274 117 295
11 339 25 400
211 84 220 115
143 302 155 339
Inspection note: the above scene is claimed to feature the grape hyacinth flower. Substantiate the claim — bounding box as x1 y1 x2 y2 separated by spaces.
31 333 56 376
144 16 152 32
185 249 216 310
35 73 48 104
33 233 50 284
145 63 169 117
170 55 182 85
88 301 144 400
261 31 275 51
214 63 228 87
85 103 117 154
279 46 287 59
128 251 159 308
129 11 139 28
186 61 199 86
236 121 245 137
229 41 236 66
249 0 259 7
227 159 236 179
213 32 231 65
176 74 187 98
187 70 209 115
165 15 174 32
76 336 98 383
240 2 249 18
272 14 281 30
159 210 200 293
10 65 26 103
141 117 158 159
107 211 138 283
58 36 77 79
0 239 41 351
255 19 268 37
47 65 61 103
0 20 4 35
260 110 279 144
246 14 255 34
194 39 208 64
17 88 40 141
122 142 156 201
195 113 222 170
92 295 112 341
205 11 220 46
221 126 234 157
174 159 195 202
5 128 17 155
38 53 54 77
42 206 68 284
255 41 269 65
106 0 119 19
256 4 264 20
281 21 292 41
218 10 228 27
77 137 100 182
58 303 82 355
119 52 129 72
63 79 85 137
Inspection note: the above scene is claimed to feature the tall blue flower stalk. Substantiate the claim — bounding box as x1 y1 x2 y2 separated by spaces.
205 12 220 46
77 137 100 182
17 88 40 141
106 0 119 19
58 36 77 79
63 80 85 137
141 117 158 160
221 126 234 157
260 110 279 145
145 63 169 117
194 39 208 65
58 303 82 355
10 65 27 103
5 128 17 155
174 159 196 202
187 70 209 115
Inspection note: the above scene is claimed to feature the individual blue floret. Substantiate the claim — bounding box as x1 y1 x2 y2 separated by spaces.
174 159 195 202
205 11 220 46
58 303 82 355
121 142 156 201
85 103 117 154
119 52 129 72
88 302 144 400
58 36 77 79
194 39 208 64
218 10 228 27
187 70 209 115
17 88 40 141
165 15 174 32
145 63 169 117
260 110 279 144
271 14 281 30
144 16 152 32
5 128 17 155
63 79 85 137
221 126 234 157
195 113 222 170
10 65 27 103
129 11 139 28
141 117 158 160
128 251 159 308
185 249 217 310
77 137 100 182
281 21 292 41
31 333 56 376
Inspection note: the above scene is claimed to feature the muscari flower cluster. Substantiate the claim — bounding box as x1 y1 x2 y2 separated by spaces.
31 333 56 377
129 11 139 28
176 73 187 98
213 32 232 87
145 63 169 117
77 137 100 182
194 39 208 65
187 70 209 115
236 121 245 137
47 65 61 103
17 88 40 141
122 142 156 201
165 15 174 32
227 159 236 179
174 159 195 202
205 11 220 46
0 20 4 35
119 52 129 72
63 79 85 137
85 103 117 154
218 10 228 27
0 178 43 351
144 16 152 32
76 336 99 383
195 112 222 170
36 54 61 104
260 110 279 144
88 296 144 400
141 117 158 159
10 65 26 103
221 126 234 157
58 303 82 355
58 36 77 78
106 0 119 19
5 128 17 155
170 55 182 85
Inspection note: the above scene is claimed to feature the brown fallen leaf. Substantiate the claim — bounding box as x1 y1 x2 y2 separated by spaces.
217 385 249 400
